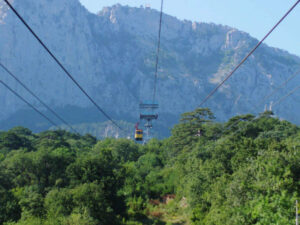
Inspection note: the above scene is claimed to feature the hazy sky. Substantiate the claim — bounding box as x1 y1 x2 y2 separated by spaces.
79 0 300 57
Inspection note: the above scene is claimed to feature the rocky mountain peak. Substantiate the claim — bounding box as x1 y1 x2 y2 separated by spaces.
0 0 299 135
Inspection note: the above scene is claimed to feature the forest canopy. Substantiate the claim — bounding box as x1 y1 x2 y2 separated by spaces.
0 108 299 225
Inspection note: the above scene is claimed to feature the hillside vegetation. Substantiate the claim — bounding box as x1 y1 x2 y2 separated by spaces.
0 108 299 225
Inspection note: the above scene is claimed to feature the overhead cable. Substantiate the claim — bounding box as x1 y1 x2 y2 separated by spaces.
0 80 58 128
273 85 300 108
254 68 300 110
198 0 300 107
3 0 123 131
0 62 80 134
152 0 164 103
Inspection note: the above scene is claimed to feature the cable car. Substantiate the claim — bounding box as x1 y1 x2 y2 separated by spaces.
135 122 143 141
135 129 143 141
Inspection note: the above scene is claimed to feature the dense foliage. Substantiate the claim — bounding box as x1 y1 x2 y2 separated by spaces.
0 109 299 225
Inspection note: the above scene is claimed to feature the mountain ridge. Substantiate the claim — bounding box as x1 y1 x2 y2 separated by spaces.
0 0 299 137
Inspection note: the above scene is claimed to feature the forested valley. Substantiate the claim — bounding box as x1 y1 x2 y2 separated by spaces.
0 108 299 225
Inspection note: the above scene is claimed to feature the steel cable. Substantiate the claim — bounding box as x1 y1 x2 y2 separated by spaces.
0 80 58 128
0 62 80 134
198 0 300 107
3 0 123 131
152 0 164 103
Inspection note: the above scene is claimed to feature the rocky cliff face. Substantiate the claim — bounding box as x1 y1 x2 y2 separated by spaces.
0 0 299 134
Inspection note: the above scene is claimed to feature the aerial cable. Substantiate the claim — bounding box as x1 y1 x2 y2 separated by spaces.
227 78 300 131
3 0 123 131
0 61 80 134
198 0 300 107
272 85 300 108
227 82 300 132
0 80 58 128
152 0 164 103
254 67 300 110
228 82 300 131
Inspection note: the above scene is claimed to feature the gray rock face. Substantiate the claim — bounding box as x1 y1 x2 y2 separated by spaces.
0 0 299 131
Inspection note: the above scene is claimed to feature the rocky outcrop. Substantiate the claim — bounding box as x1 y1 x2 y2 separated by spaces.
0 0 299 133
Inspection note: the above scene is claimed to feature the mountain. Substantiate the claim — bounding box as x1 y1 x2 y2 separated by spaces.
0 0 300 137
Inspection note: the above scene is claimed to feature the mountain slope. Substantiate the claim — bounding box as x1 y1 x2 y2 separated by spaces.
0 0 299 136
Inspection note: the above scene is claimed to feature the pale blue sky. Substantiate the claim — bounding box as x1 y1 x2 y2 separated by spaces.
79 0 300 57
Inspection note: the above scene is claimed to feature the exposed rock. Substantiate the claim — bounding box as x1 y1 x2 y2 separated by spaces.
0 0 299 134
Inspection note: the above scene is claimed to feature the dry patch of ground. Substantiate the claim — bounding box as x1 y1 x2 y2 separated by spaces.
146 196 190 225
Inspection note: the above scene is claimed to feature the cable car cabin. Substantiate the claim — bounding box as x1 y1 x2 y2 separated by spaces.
135 129 143 141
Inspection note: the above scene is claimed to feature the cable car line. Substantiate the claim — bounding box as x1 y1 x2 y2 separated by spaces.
3 0 123 131
152 0 164 104
226 78 300 132
273 85 300 108
0 80 58 128
226 69 300 132
254 67 300 111
0 62 80 134
198 0 300 108
135 0 164 142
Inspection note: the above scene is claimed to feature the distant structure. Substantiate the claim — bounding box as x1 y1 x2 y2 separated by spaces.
264 102 273 112
145 4 151 9
269 102 273 111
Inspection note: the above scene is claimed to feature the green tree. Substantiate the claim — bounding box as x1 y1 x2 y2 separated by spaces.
170 108 215 156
